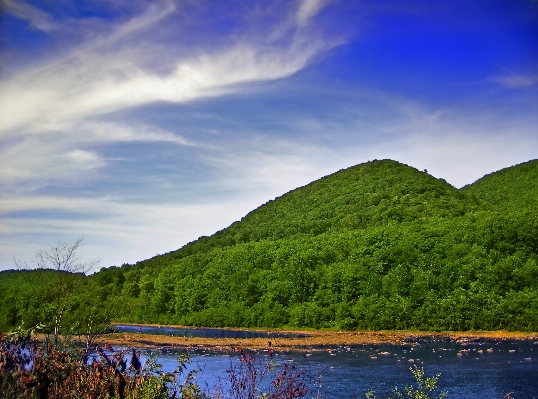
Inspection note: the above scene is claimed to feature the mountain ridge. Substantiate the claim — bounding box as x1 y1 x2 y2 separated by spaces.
462 159 538 209
157 159 481 262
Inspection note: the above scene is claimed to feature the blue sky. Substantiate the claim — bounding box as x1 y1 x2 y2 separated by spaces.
1 0 537 271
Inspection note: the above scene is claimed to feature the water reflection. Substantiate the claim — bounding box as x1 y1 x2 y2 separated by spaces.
114 324 310 339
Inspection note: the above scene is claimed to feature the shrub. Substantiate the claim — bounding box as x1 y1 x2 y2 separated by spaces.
367 366 448 399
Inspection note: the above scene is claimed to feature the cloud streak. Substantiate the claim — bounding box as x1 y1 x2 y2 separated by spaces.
491 74 538 89
1 1 339 134
1 0 340 190
0 191 280 268
297 0 330 26
3 43 328 130
0 121 196 187
2 0 60 32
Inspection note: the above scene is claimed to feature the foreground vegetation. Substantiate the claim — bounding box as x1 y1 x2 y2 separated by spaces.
0 331 311 399
1 326 452 399
1 159 538 333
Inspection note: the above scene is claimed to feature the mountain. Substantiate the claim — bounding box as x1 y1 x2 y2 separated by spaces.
462 159 538 209
2 159 538 333
158 159 479 261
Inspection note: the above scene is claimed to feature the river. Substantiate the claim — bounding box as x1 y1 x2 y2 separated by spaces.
113 326 538 398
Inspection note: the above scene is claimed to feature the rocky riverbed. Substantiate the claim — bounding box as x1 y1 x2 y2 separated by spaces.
96 326 538 351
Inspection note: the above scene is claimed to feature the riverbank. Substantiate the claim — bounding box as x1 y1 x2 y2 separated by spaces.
96 325 538 351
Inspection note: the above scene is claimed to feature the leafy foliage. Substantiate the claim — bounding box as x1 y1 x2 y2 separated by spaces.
225 347 309 399
461 159 538 210
367 366 448 399
0 331 191 399
2 159 538 331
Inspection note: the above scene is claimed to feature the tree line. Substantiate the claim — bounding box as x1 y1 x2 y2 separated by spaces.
1 159 537 333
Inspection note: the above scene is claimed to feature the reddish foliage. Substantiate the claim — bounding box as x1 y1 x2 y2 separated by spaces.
227 347 309 399
0 334 147 399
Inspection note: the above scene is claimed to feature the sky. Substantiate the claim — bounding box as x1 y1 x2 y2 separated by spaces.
1 0 537 272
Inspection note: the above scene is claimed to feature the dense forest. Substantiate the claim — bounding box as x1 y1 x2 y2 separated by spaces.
1 159 538 333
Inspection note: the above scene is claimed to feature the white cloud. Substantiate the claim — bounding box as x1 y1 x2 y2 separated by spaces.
3 0 59 32
0 138 103 185
0 120 198 186
79 121 197 146
1 42 335 134
0 0 341 196
96 1 177 49
491 74 538 89
297 0 330 26
0 195 110 214
64 149 103 165
0 193 273 269
490 65 538 89
0 0 343 210
0 0 339 135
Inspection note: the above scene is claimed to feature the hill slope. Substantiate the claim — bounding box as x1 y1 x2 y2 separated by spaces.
220 159 476 239
158 159 479 261
105 159 538 331
462 159 538 209
2 159 538 332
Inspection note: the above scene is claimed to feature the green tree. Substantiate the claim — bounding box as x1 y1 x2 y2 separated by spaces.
14 239 102 348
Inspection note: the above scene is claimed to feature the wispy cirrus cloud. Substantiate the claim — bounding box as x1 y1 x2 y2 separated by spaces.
2 0 60 32
1 0 340 190
491 74 538 89
1 0 339 134
0 191 281 267
2 41 334 131
0 122 194 187
297 0 330 26
490 65 538 89
0 138 105 186
76 121 197 146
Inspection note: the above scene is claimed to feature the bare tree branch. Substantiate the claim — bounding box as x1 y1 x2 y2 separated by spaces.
30 238 99 275
13 238 101 346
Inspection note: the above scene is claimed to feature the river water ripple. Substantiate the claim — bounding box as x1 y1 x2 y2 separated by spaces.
114 329 538 398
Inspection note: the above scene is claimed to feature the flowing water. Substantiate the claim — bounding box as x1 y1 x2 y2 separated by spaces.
115 324 309 338
113 327 538 398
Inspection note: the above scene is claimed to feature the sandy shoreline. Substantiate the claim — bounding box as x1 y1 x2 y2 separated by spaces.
94 325 538 352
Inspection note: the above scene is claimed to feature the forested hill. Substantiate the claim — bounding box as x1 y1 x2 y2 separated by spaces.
2 159 538 333
212 159 477 239
462 159 538 209
149 160 480 262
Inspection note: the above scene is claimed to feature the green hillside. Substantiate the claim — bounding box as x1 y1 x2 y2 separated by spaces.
462 159 538 209
148 160 479 262
2 159 538 333
206 160 476 240
0 268 114 335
